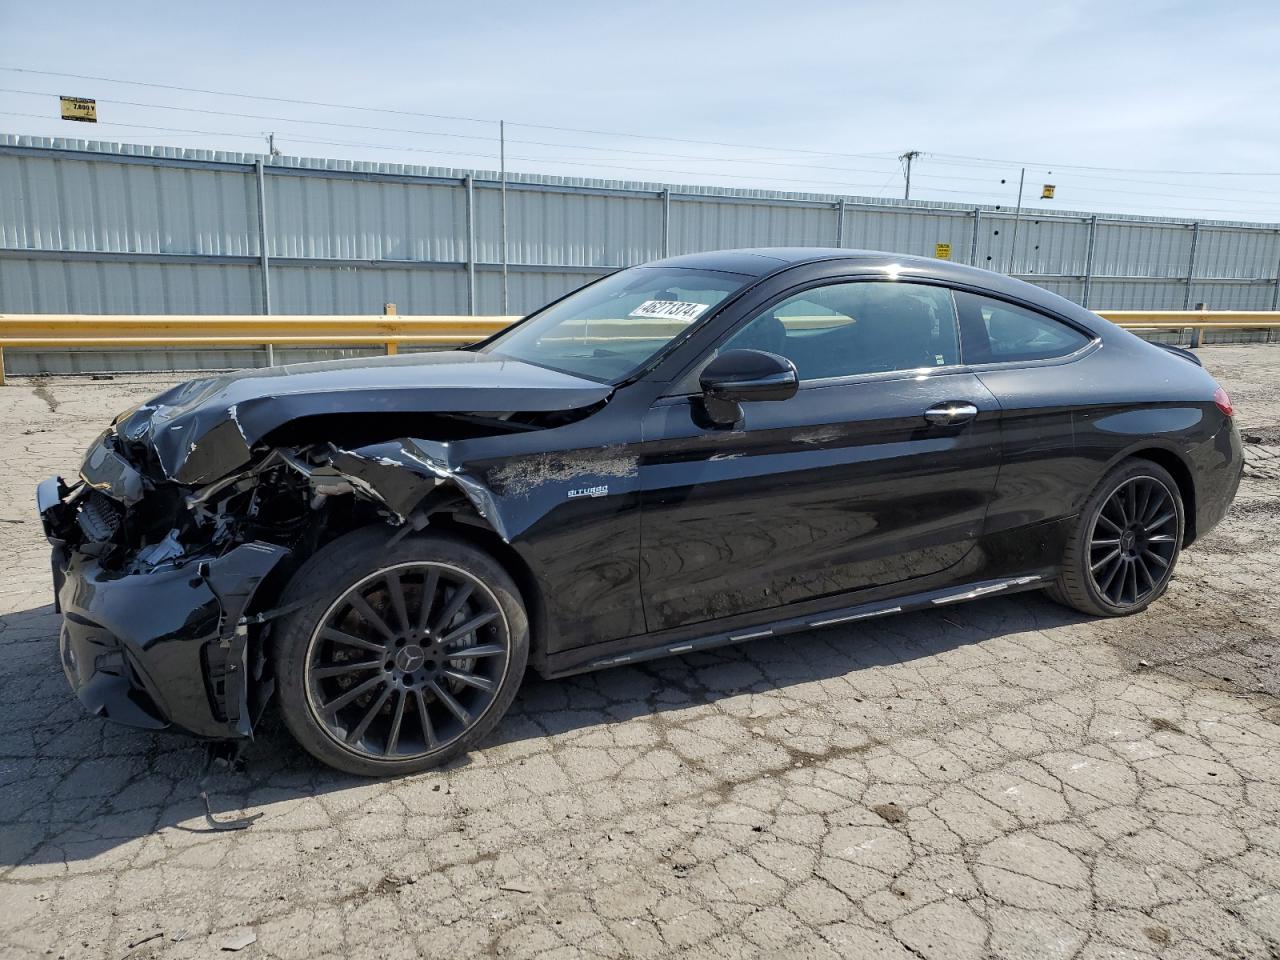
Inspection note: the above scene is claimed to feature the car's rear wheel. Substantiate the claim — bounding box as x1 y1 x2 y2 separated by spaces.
1049 458 1184 617
271 528 528 777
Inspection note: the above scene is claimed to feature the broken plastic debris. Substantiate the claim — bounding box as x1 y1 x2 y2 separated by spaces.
220 931 257 951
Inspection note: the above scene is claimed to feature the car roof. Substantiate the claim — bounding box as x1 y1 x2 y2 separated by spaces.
645 247 1108 333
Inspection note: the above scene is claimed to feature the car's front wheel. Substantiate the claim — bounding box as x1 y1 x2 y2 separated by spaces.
271 528 528 777
1048 458 1185 617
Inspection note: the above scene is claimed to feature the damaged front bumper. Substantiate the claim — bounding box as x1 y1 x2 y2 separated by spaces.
40 476 289 739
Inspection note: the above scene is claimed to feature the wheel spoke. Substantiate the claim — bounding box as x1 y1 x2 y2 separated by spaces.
1091 548 1121 572
1146 510 1175 531
1147 534 1176 544
1096 513 1123 535
1134 554 1155 590
441 668 495 693
1142 488 1167 524
1143 549 1170 569
440 610 499 646
384 690 407 756
320 627 384 654
428 679 472 725
1099 557 1125 597
447 643 506 659
321 674 385 715
312 659 383 679
1135 482 1152 526
345 685 392 744
1092 538 1121 548
1126 561 1139 605
385 572 411 634
431 583 474 635
414 689 439 747
348 592 397 643
416 570 440 633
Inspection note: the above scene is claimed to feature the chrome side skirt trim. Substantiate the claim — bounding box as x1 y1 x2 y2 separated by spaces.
568 573 1049 677
810 606 902 628
930 575 1041 606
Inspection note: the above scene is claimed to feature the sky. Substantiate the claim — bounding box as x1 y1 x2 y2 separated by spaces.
3 0 1280 222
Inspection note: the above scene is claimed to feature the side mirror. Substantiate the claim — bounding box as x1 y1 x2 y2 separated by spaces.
698 349 798 426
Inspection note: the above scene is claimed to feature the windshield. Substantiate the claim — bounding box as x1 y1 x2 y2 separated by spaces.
476 266 752 381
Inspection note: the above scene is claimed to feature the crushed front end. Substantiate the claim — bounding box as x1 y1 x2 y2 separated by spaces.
37 427 297 739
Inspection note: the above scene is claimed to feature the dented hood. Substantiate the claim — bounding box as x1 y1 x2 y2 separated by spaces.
114 350 612 485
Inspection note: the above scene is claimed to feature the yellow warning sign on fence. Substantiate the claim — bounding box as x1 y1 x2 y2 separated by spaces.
934 242 951 260
59 96 96 122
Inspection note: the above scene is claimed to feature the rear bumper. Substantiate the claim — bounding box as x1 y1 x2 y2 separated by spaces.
1190 420 1244 544
41 475 290 739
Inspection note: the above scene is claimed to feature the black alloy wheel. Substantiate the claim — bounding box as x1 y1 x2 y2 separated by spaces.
273 529 528 776
305 561 510 760
1048 458 1184 618
1086 476 1179 608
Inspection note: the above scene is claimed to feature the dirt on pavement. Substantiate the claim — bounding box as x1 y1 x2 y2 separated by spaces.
1 346 1278 960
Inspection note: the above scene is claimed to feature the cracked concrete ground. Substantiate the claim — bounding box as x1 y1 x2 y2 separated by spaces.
1 345 1278 960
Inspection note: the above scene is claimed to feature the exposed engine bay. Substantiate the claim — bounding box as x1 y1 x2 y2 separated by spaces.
38 350 619 742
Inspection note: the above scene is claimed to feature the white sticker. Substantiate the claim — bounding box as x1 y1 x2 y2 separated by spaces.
628 299 710 322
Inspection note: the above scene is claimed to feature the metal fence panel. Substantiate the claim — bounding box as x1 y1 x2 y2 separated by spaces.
0 256 263 313
1194 226 1280 280
0 150 257 255
843 207 974 263
269 264 469 315
4 135 1280 328
669 198 837 255
266 174 465 263
477 185 663 268
1093 221 1194 278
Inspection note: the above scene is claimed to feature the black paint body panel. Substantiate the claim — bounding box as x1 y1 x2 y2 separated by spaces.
39 248 1244 738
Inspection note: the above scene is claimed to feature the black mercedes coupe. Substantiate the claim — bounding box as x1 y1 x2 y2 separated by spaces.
37 248 1243 775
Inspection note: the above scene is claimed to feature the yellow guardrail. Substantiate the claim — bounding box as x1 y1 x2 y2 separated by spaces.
0 310 1277 385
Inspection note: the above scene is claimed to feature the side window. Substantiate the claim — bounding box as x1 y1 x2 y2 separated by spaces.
720 281 960 382
954 291 1091 364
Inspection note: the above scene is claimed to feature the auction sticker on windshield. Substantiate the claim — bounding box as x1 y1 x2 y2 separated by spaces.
628 300 710 322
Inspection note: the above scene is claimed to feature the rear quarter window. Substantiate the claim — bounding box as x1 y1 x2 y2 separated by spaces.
955 291 1091 364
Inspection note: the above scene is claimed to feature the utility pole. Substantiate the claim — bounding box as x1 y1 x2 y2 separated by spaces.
1006 167 1026 274
899 150 921 200
266 132 280 157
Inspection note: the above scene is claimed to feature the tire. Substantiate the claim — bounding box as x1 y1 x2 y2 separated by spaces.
271 527 528 777
1048 458 1185 617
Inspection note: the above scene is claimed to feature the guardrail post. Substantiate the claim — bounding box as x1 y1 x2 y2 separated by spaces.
464 175 476 316
969 208 981 264
1182 222 1200 310
255 159 274 366
1082 215 1098 308
1188 302 1208 348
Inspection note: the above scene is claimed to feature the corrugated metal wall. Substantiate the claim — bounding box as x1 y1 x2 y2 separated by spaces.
3 134 1280 365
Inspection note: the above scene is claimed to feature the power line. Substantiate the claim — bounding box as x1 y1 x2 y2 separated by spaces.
9 111 1280 218
0 87 909 178
928 151 1280 178
0 111 906 192
13 84 1274 206
0 66 904 164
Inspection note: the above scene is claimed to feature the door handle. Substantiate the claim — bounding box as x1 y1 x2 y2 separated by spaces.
923 402 979 426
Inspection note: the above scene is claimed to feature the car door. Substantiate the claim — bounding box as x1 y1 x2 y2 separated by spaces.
638 279 1003 634
952 290 1098 537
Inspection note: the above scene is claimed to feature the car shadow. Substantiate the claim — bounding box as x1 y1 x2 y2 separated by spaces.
0 592 1094 868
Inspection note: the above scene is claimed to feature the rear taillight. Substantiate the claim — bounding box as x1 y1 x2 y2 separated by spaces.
1213 386 1234 417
